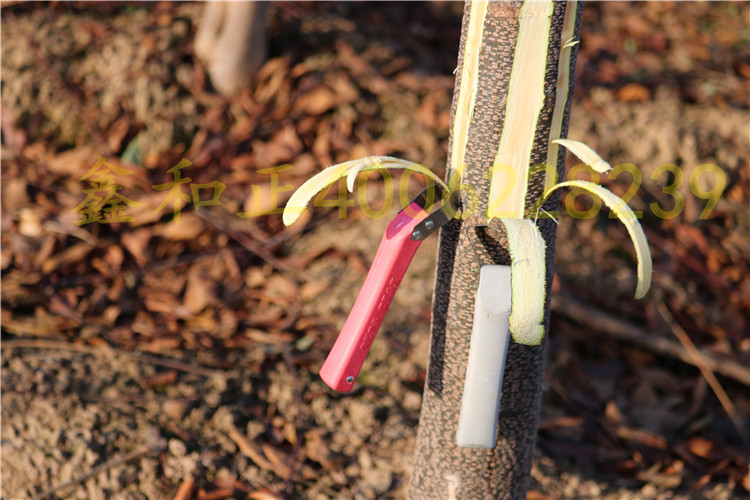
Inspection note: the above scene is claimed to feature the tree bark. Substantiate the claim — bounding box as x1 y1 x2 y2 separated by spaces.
410 2 583 499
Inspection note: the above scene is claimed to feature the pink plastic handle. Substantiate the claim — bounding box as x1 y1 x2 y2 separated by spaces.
320 203 429 391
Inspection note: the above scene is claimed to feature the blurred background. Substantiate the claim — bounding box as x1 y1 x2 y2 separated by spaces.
1 2 748 499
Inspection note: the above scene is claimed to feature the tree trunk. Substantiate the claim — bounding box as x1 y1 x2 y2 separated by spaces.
410 2 583 499
194 2 269 96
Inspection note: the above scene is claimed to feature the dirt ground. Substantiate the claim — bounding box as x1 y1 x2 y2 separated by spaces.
1 2 749 499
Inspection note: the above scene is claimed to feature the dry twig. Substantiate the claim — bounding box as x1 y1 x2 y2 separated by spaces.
194 210 291 273
172 477 195 500
32 446 152 500
551 295 750 387
281 343 305 495
3 339 230 378
656 302 748 444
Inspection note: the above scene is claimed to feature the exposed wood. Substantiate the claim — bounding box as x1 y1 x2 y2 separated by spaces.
448 0 489 191
487 1 554 219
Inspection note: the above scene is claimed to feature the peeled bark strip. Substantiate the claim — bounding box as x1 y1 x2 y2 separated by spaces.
409 2 583 499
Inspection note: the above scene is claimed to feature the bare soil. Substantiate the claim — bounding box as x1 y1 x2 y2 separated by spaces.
2 2 749 499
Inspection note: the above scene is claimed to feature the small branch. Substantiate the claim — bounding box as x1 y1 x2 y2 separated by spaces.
193 210 291 273
172 477 195 500
657 302 748 444
3 339 229 378
281 343 305 495
551 295 750 387
32 446 152 500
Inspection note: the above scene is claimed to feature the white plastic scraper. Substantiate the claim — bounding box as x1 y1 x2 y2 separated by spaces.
456 264 512 449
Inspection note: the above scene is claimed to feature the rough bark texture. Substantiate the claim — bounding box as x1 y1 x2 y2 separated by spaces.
409 2 583 499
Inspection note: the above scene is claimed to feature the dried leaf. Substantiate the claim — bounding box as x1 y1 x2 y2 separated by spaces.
183 266 215 314
616 426 668 450
300 280 330 301
172 477 194 500
261 443 291 479
144 289 182 315
46 145 98 176
253 124 304 167
416 92 438 129
686 436 720 461
295 85 339 115
527 492 557 500
0 273 44 307
141 370 177 387
618 83 651 102
0 106 27 154
2 178 29 210
186 309 218 332
304 429 334 468
248 489 285 500
196 487 236 500
228 428 274 471
2 307 76 337
605 401 624 423
121 228 152 266
244 329 294 344
41 242 94 273
140 337 181 353
132 311 157 336
161 213 206 241
162 400 189 420
212 478 249 492
104 245 124 272
265 274 298 300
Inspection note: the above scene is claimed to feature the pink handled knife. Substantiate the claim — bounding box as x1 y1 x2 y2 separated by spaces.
320 188 454 392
